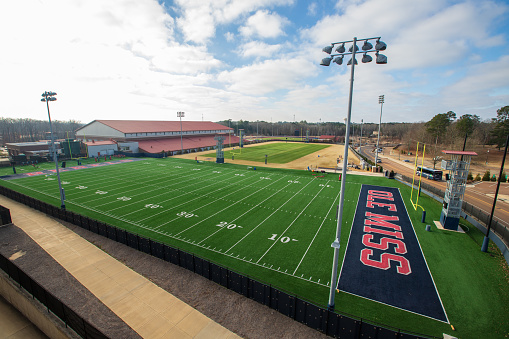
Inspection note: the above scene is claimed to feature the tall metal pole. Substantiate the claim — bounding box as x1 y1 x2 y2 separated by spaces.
43 92 65 210
375 95 384 166
360 119 363 153
481 134 509 252
328 37 357 310
177 111 185 154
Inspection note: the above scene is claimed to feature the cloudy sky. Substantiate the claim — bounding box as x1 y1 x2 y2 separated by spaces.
1 0 508 125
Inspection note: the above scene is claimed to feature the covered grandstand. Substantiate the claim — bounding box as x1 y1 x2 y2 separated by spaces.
75 120 238 155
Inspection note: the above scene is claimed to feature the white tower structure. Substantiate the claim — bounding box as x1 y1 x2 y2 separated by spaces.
440 150 477 230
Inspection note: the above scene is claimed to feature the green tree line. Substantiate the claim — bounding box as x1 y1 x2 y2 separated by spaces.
0 118 83 144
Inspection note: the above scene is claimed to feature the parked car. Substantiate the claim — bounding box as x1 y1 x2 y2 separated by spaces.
403 159 410 162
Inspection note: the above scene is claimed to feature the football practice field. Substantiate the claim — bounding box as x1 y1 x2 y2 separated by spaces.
1 156 508 338
204 141 330 163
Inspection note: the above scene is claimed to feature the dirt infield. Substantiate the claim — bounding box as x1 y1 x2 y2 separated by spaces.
175 141 360 170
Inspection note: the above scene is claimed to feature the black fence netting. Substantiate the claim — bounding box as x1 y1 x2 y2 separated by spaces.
0 188 440 339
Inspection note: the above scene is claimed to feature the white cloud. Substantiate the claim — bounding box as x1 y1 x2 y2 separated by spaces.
239 41 282 58
0 0 222 122
218 58 316 95
225 32 235 42
441 55 509 111
174 0 294 44
307 2 317 16
239 10 289 39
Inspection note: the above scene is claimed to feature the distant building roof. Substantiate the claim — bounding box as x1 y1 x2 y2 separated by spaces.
77 120 233 134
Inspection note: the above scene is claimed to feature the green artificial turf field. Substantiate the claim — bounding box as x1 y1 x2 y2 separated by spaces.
0 157 508 338
204 142 331 163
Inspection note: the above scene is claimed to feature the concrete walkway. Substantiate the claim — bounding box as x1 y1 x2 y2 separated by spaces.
0 196 240 339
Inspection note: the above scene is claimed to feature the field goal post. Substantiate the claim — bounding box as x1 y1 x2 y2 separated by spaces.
410 141 425 211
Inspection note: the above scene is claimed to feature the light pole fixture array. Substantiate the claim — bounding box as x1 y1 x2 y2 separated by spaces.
177 111 185 155
375 94 385 166
41 91 66 210
320 36 387 311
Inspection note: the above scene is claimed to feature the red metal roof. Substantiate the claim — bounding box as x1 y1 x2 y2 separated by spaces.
442 150 478 156
138 135 240 153
93 120 233 134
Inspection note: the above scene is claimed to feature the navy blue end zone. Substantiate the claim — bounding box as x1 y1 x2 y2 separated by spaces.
338 184 448 322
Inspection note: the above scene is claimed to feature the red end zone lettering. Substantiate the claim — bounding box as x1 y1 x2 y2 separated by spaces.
362 234 407 254
363 226 403 239
367 190 394 201
360 248 412 275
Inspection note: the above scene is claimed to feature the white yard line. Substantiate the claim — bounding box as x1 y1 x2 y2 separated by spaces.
153 174 264 230
136 172 255 222
173 175 287 236
86 168 223 210
111 171 234 215
197 181 294 244
226 178 316 253
292 187 342 275
256 180 329 264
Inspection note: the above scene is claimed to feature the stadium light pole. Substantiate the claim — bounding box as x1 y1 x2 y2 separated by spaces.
321 36 387 311
177 111 185 155
481 134 509 252
360 119 363 153
41 91 65 210
375 95 384 166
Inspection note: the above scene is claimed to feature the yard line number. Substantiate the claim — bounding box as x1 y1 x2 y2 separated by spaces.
216 221 243 229
268 234 298 243
177 211 199 218
145 203 163 209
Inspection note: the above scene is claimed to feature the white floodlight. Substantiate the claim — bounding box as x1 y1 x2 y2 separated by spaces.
362 41 373 51
347 57 357 65
335 43 345 53
376 51 387 64
323 45 333 54
375 39 387 51
348 44 359 52
320 57 332 66
362 53 372 63
333 56 344 65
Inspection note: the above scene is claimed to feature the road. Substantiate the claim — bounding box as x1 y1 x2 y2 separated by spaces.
358 147 509 230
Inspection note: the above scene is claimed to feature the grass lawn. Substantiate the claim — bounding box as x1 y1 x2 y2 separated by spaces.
0 157 507 338
204 142 330 163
